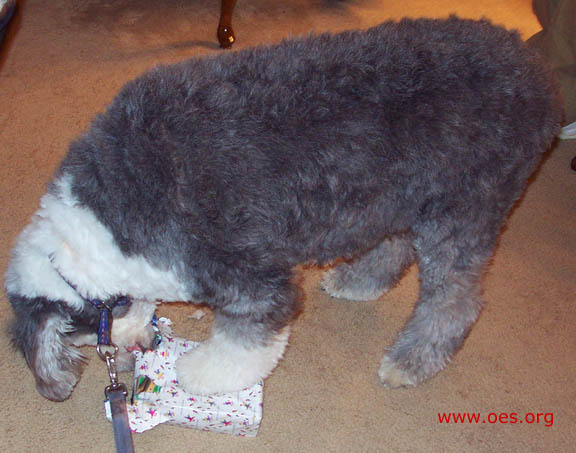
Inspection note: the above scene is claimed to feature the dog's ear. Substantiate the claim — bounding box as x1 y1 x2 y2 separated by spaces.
8 293 86 401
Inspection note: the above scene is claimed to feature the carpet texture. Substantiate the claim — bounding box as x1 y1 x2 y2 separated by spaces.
1 0 575 451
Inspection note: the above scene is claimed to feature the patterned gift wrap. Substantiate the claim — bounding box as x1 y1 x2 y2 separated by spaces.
125 317 263 437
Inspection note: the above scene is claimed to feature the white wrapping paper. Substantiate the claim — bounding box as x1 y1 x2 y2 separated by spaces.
125 317 263 437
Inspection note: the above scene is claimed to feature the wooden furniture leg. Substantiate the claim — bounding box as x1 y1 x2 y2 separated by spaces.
218 0 238 48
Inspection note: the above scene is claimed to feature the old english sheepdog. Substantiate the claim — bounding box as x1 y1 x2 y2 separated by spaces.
5 17 561 401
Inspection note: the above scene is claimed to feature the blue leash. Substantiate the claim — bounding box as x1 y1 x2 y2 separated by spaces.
88 297 130 346
51 262 134 453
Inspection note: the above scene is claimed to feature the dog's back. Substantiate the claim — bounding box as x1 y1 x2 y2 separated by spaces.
61 16 561 266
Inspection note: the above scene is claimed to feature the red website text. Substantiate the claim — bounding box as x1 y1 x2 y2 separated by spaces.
438 412 554 427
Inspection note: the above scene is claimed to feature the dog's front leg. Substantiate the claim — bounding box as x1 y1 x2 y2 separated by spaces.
175 310 291 395
175 276 298 395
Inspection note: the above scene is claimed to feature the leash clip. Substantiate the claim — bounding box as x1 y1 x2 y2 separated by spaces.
97 344 128 396
99 337 133 453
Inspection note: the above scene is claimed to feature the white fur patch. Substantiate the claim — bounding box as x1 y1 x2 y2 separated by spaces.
5 175 190 308
175 327 290 395
69 332 98 347
5 203 86 308
111 300 158 370
112 301 157 346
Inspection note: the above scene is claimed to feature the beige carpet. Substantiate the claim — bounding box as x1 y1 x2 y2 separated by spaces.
1 0 575 451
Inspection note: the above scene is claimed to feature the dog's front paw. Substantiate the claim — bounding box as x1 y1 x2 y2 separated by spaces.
113 330 155 372
175 328 290 395
175 343 263 395
378 355 418 389
114 349 138 372
112 305 156 372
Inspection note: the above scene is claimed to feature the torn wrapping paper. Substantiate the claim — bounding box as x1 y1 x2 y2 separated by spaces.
123 317 263 437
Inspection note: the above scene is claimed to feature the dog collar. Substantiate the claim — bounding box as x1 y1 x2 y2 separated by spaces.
49 256 129 345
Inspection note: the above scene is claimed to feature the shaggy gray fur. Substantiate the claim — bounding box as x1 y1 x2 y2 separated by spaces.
7 16 562 398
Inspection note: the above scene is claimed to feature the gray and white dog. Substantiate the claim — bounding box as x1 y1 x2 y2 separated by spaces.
5 17 561 401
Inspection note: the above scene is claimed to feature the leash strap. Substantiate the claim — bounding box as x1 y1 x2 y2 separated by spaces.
51 261 134 452
96 312 135 453
90 296 129 346
106 387 134 453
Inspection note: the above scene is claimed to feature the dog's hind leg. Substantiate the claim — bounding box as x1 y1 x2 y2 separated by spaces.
379 210 501 388
175 276 298 394
321 234 415 301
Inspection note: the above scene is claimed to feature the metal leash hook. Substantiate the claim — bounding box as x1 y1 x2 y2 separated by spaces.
97 343 128 396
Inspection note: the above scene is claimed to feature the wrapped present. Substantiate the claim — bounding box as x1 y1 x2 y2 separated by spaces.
125 317 263 437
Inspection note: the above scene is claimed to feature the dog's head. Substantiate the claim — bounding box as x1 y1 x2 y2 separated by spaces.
5 175 154 401
4 199 134 401
6 288 132 401
7 292 89 401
